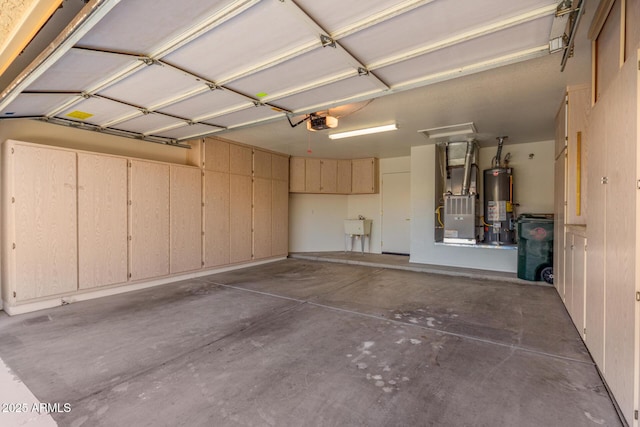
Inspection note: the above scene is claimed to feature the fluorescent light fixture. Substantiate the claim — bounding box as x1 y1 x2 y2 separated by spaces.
418 122 477 140
328 123 397 140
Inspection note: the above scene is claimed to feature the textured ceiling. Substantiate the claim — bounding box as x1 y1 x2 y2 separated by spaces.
0 0 590 153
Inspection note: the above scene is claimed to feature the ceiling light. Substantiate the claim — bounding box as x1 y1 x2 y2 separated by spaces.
418 122 477 140
328 124 397 140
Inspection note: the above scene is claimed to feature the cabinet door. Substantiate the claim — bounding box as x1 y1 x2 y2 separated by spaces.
572 234 586 339
130 160 170 280
204 171 230 267
170 165 202 274
553 156 566 295
272 154 289 182
229 144 252 176
13 145 78 300
253 178 272 259
229 174 252 263
254 150 272 179
566 87 589 225
204 138 229 172
585 100 606 368
564 232 574 310
272 179 289 256
352 158 378 193
337 160 352 193
78 153 128 289
289 157 305 192
320 159 337 193
305 158 321 193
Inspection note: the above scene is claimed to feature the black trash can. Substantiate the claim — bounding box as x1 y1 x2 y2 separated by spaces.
517 214 554 283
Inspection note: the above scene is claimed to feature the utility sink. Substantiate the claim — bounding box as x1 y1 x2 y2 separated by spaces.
344 219 372 254
344 219 372 235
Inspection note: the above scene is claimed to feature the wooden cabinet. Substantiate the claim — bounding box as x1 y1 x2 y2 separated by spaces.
320 159 337 193
229 174 252 263
565 86 589 225
229 143 252 176
305 158 321 193
253 177 272 259
170 165 202 274
554 85 589 312
204 171 229 267
564 228 586 339
289 157 377 194
272 179 289 256
2 142 79 302
78 153 128 289
337 159 352 193
1 137 289 313
129 160 170 281
204 137 229 172
553 148 566 296
289 157 305 192
272 154 289 257
352 158 379 194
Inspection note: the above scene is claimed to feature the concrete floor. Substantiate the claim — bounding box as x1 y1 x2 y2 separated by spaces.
0 259 622 426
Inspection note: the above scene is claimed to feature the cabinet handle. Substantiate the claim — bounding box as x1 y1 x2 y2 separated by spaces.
600 177 608 184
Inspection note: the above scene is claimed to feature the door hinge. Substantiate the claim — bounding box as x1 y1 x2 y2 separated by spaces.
128 273 132 279
636 292 640 302
637 179 640 189
11 197 14 203
635 410 638 420
13 291 16 298
128 236 132 241
583 328 586 335
12 243 15 249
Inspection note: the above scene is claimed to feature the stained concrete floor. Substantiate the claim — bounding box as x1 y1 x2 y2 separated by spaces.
0 259 622 426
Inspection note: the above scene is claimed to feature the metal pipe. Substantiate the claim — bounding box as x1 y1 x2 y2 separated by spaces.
461 141 474 195
495 136 507 168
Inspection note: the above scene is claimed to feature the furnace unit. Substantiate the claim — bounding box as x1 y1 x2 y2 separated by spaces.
438 140 480 244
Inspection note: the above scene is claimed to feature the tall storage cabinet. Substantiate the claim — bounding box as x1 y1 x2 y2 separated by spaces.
170 165 202 274
253 150 273 260
272 154 289 257
1 137 289 315
129 160 170 281
229 145 253 264
203 138 230 267
2 142 78 301
78 153 128 289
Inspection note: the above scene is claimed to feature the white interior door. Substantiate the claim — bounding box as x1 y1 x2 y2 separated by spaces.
382 172 411 255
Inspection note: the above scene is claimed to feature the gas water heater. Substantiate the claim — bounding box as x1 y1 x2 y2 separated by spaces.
483 136 515 244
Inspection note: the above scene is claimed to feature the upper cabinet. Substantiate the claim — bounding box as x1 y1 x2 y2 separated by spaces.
289 157 378 194
566 85 590 225
352 158 379 194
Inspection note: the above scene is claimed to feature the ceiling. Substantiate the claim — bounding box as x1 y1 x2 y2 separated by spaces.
0 0 592 158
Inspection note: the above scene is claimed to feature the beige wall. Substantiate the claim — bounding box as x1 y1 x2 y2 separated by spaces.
479 140 555 216
0 119 189 164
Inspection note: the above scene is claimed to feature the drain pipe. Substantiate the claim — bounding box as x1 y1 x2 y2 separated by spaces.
0 0 121 111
